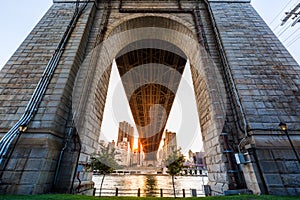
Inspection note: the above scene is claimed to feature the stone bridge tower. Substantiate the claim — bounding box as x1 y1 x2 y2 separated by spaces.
0 0 299 196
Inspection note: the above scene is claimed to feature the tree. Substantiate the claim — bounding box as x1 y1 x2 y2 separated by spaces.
165 148 185 198
90 144 119 196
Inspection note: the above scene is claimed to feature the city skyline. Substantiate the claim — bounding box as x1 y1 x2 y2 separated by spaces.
99 60 202 156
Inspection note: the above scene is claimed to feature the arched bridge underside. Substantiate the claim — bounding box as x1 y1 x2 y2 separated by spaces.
0 0 299 196
116 40 187 161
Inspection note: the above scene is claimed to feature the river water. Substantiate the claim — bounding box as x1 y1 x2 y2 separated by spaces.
93 175 208 197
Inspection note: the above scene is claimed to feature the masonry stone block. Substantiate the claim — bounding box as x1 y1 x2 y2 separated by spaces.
15 185 35 195
281 174 300 187
21 172 40 184
284 161 300 174
264 174 283 187
1 172 23 185
30 148 48 158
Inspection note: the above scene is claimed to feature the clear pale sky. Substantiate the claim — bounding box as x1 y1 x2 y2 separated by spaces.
0 0 299 154
0 1 299 67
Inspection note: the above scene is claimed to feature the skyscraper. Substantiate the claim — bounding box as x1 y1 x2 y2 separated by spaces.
117 121 134 151
163 129 177 158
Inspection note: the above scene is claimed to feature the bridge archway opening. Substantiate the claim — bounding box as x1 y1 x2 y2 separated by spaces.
114 39 187 162
73 15 227 188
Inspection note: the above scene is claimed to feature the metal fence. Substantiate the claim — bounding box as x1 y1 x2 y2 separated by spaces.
93 187 206 197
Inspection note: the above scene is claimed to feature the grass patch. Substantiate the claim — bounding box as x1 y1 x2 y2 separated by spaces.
0 194 299 200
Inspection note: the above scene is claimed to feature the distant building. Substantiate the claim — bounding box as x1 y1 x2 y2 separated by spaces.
118 137 130 151
98 139 115 154
130 149 140 166
187 150 206 169
98 139 130 167
115 146 131 167
117 121 134 151
194 152 206 167
162 130 177 164
182 150 207 175
130 138 143 166
157 148 164 165
164 130 177 156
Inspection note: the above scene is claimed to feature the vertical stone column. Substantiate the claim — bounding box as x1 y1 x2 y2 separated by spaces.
0 2 97 194
208 0 300 195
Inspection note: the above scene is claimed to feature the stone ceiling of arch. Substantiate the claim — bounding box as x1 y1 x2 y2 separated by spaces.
108 15 196 40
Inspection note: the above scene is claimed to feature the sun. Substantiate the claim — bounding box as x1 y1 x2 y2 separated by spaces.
133 137 139 151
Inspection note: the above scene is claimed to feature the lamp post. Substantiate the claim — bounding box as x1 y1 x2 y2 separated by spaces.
279 122 300 165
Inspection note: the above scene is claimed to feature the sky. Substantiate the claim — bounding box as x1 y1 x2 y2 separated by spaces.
0 1 299 68
251 0 300 65
0 0 299 154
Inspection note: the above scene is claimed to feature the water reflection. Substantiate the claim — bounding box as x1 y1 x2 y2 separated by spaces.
93 175 208 197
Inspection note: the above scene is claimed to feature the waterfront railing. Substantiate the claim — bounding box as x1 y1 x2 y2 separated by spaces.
93 187 206 197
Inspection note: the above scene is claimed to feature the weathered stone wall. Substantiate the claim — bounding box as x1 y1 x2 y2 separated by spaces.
209 0 300 195
210 1 300 129
0 3 73 132
0 134 62 194
0 2 96 194
0 2 96 136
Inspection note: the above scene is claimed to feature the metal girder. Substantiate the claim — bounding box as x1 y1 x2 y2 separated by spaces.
115 40 187 160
